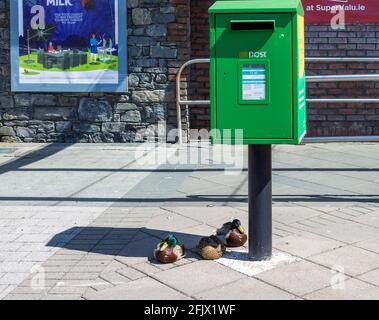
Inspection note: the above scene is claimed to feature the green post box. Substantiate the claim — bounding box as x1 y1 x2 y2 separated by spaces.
209 0 306 144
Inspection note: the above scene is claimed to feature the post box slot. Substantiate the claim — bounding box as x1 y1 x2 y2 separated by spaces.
230 20 275 31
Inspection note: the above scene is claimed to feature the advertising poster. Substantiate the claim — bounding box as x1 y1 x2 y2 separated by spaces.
303 0 379 24
10 0 127 92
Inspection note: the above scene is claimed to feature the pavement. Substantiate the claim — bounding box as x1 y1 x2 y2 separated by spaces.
0 142 378 300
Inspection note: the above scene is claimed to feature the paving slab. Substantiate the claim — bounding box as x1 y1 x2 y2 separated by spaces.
308 245 379 277
273 231 345 258
41 294 85 300
0 273 30 286
304 278 379 300
83 277 188 300
200 174 247 189
154 260 245 296
350 211 379 228
47 284 89 295
99 272 130 286
255 260 338 297
195 277 295 300
164 206 244 226
116 237 159 266
62 272 100 281
357 268 379 287
143 211 201 238
355 237 379 254
272 206 324 224
131 262 163 275
3 293 44 300
291 219 379 244
88 278 114 292
116 266 146 281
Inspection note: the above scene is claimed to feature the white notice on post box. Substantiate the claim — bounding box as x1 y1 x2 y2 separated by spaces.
242 65 266 101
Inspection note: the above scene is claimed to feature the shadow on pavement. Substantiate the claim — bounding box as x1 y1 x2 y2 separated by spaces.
0 194 377 203
6 167 379 173
0 143 74 175
47 226 207 263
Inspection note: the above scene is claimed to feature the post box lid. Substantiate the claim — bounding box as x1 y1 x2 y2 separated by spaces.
209 0 303 14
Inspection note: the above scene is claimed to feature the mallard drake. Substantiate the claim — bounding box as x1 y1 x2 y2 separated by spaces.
216 219 247 247
154 234 185 264
197 235 226 260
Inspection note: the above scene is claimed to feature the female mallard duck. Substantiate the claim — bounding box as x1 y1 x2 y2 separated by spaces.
154 234 185 264
197 235 226 260
216 219 247 247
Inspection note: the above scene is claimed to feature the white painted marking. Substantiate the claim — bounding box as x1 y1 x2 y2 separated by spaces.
216 249 299 277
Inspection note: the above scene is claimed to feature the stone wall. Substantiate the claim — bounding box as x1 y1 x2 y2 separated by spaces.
0 0 191 143
188 0 379 136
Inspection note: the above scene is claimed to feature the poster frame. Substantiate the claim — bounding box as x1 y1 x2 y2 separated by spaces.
10 0 127 93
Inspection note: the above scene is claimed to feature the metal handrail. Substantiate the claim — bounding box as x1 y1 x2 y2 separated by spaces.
176 59 211 144
307 98 379 103
303 136 379 143
306 57 379 62
176 57 379 144
307 74 379 82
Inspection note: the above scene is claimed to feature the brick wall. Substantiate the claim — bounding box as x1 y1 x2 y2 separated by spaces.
305 24 379 136
189 0 212 130
166 0 191 133
189 0 379 137
0 0 191 143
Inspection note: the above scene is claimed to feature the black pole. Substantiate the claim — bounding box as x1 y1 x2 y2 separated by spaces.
248 144 272 261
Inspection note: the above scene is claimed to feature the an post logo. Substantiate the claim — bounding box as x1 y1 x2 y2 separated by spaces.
249 51 267 58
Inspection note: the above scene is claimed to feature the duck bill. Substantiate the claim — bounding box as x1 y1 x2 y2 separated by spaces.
160 242 169 251
237 226 245 233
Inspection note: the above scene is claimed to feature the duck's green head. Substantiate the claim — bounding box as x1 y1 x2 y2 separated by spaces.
231 219 245 234
159 234 178 251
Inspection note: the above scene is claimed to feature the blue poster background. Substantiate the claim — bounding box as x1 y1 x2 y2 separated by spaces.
21 0 116 53
11 0 127 93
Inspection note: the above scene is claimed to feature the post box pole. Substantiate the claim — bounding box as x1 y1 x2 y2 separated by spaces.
248 144 272 261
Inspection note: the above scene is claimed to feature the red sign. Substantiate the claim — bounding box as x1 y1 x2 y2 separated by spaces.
303 0 379 24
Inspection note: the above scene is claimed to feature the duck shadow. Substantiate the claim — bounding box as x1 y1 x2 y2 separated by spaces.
46 226 215 264
46 226 248 264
